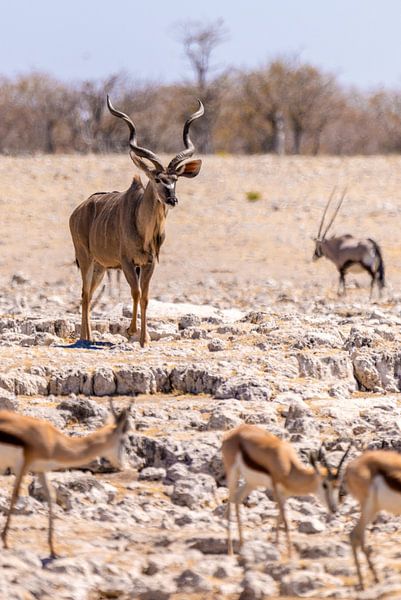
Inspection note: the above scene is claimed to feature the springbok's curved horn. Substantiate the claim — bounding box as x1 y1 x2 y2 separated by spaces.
168 99 204 171
318 444 333 477
109 398 118 420
107 96 164 171
284 404 296 429
337 442 352 477
317 187 337 240
322 187 347 239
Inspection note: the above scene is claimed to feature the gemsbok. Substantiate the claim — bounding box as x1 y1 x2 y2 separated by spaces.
69 96 204 346
222 423 350 556
0 402 130 557
313 188 385 298
345 449 401 589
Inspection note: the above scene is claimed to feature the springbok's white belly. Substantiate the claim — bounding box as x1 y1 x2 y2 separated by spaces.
373 475 401 514
235 452 273 489
0 443 24 473
30 459 67 472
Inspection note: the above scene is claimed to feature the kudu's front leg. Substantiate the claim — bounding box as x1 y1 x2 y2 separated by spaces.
139 262 155 347
79 260 94 340
121 256 140 338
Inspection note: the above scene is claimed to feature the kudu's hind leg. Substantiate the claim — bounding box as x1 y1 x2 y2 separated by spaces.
89 263 107 309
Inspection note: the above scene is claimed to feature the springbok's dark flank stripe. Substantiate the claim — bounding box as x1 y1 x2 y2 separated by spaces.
239 442 271 476
379 469 401 493
0 430 25 447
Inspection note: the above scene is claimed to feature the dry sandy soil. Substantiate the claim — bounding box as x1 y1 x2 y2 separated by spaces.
1 155 401 600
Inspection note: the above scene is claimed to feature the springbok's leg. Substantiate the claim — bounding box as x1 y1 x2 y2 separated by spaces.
225 470 238 556
1 466 26 549
350 499 378 590
273 483 291 557
234 482 255 550
139 262 155 347
38 472 57 558
121 257 140 337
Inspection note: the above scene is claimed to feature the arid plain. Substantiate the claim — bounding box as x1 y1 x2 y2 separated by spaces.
1 154 401 599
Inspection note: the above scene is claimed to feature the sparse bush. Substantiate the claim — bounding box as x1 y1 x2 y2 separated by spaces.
246 191 262 202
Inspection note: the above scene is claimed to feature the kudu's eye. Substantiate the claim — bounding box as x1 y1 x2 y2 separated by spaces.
154 177 161 184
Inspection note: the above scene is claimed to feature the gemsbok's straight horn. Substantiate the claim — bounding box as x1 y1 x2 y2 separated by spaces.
0 403 130 557
312 188 385 298
69 97 204 346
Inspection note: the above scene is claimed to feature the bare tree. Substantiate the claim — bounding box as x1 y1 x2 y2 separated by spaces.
176 18 228 152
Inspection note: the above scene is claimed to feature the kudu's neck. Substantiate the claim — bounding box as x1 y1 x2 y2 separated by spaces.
136 181 167 235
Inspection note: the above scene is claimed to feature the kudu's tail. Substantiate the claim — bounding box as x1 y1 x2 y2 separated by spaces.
368 238 385 288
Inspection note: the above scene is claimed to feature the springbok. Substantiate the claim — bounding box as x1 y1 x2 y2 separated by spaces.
69 96 204 346
345 449 401 590
0 402 130 557
222 423 350 556
313 188 385 298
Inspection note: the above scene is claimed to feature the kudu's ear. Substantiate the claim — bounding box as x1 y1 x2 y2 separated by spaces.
175 159 202 178
130 151 158 178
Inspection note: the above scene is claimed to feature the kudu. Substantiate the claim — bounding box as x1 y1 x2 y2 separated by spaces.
69 97 204 346
312 189 385 298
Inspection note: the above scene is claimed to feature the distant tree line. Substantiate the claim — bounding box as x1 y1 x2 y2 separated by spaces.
0 25 401 156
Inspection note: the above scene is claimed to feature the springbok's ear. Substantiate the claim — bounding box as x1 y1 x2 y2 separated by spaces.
175 159 202 178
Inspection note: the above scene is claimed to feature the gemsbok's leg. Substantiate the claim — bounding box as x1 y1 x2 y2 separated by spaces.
338 269 346 296
139 263 155 347
365 266 375 300
121 256 140 338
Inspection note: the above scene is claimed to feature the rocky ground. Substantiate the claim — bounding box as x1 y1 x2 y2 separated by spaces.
1 155 401 599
